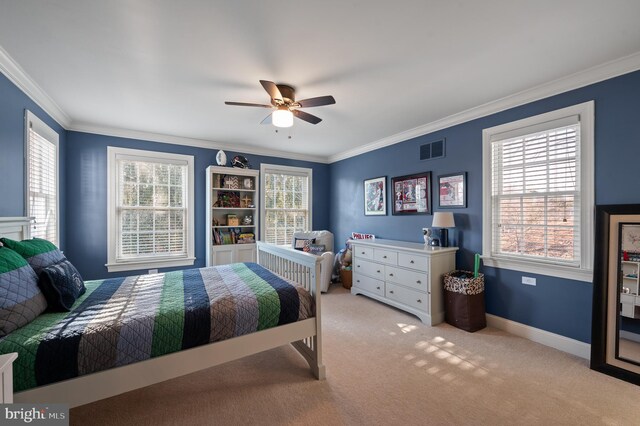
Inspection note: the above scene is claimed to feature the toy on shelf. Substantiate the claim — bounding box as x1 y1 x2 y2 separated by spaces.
214 191 240 208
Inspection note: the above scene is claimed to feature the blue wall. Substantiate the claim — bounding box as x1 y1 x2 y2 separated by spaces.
64 131 330 280
0 73 67 248
329 70 640 343
4 63 640 344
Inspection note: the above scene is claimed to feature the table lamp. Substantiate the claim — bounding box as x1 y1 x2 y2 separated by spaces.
432 212 455 247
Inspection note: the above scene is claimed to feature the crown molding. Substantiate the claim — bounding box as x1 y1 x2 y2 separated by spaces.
69 123 329 164
0 45 71 128
328 51 640 163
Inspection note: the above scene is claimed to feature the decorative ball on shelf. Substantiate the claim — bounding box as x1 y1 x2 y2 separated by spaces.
216 150 227 166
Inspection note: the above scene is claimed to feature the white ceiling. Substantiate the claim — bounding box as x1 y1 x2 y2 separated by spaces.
1 0 640 162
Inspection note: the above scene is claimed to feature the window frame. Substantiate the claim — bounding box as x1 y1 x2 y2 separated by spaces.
106 147 195 272
24 110 60 246
259 164 313 245
482 101 594 282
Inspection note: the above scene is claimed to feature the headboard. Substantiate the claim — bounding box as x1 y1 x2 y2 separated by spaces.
0 217 32 243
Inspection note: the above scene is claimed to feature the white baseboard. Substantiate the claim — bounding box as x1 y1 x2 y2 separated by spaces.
486 314 591 360
620 330 640 343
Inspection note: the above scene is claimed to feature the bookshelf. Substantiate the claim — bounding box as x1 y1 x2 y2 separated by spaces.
205 165 259 266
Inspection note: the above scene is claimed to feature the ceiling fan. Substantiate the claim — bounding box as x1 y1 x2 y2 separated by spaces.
225 80 336 127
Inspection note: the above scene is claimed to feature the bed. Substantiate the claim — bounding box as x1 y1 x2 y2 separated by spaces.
0 217 324 407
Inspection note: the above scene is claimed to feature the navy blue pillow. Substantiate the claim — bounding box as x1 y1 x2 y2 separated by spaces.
38 259 86 312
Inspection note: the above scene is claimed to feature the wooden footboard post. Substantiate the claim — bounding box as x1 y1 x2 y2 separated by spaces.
309 260 325 379
257 242 326 380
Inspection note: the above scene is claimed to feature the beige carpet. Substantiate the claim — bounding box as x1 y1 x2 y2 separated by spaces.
71 285 640 425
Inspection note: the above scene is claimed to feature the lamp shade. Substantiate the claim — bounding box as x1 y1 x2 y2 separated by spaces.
272 108 293 128
432 212 455 228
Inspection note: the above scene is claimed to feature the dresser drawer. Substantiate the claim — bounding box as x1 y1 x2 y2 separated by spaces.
355 246 374 260
374 248 398 265
621 293 635 304
386 265 428 291
353 273 385 297
398 252 428 270
354 258 385 280
386 283 429 313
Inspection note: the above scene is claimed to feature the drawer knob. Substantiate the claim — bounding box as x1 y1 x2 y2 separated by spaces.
357 265 361 268
416 280 421 284
377 270 381 273
357 280 360 283
383 255 387 259
417 299 422 303
376 286 380 290
410 260 415 264
389 290 394 294
389 273 394 277
361 251 365 254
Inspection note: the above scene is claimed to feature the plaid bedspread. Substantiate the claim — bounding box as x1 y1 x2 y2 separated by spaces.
0 262 314 392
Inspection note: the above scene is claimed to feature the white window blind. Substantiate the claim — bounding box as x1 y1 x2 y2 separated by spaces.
117 159 187 260
25 111 59 245
491 121 580 265
107 147 195 272
261 165 312 245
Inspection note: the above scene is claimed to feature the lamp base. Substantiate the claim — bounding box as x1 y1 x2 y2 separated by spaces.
440 228 449 247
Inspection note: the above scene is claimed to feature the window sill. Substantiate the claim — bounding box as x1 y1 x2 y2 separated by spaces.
105 257 196 273
482 256 592 283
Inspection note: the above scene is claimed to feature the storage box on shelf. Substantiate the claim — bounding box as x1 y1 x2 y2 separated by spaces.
206 165 259 266
349 238 458 325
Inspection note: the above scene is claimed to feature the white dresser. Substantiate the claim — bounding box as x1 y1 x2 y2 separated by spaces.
350 239 458 325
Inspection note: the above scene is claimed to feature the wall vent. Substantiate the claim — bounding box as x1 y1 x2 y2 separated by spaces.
420 139 445 160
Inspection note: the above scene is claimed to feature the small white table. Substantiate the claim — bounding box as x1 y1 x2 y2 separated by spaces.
0 352 18 403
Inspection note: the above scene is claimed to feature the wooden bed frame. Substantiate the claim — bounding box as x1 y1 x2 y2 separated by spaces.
0 217 324 407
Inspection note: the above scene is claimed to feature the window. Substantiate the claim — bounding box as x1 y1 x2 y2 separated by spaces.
25 110 59 246
107 147 195 272
482 101 594 282
260 164 312 245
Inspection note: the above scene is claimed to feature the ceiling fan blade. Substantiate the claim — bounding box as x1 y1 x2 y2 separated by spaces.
259 80 283 102
225 101 272 108
293 109 322 124
260 113 273 125
297 95 336 108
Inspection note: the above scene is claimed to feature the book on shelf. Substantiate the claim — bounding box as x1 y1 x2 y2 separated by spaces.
212 228 255 245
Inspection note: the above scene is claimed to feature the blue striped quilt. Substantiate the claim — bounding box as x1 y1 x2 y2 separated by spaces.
0 263 314 392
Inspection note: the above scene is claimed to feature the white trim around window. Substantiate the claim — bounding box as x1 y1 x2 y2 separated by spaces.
482 101 594 282
106 147 195 272
24 110 60 246
260 164 313 245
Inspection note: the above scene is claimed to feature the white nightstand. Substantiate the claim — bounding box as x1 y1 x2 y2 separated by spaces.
0 352 18 403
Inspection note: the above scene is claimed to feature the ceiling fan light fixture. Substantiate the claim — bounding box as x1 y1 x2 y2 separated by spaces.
272 108 293 128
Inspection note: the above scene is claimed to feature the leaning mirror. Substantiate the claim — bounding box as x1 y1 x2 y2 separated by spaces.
592 204 640 385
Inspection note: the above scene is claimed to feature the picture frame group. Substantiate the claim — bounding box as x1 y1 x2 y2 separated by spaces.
364 171 468 216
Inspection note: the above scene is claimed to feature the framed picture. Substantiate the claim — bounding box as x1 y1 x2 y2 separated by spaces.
438 172 467 208
363 176 386 216
391 172 431 215
591 204 640 386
